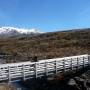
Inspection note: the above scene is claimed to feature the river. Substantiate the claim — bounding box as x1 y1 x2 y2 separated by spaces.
12 81 29 90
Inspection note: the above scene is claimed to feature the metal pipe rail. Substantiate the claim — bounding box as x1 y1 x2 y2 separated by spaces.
0 54 89 82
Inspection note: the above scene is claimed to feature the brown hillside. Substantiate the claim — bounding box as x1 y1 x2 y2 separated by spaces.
0 28 90 63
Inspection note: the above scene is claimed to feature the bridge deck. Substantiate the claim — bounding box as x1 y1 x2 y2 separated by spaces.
0 54 89 82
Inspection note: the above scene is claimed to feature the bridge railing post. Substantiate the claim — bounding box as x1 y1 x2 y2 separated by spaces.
35 62 37 78
70 58 72 71
22 64 25 81
76 57 79 70
55 60 57 74
8 66 11 82
45 61 48 76
83 56 85 68
63 59 65 73
88 55 90 67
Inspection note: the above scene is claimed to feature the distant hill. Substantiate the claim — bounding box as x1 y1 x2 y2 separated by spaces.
0 28 89 63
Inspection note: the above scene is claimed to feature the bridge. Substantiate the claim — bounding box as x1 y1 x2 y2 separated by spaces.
0 54 90 82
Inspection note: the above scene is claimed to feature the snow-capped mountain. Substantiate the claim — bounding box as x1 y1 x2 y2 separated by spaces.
0 27 43 37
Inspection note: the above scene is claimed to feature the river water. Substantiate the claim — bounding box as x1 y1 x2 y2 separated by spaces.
12 81 29 90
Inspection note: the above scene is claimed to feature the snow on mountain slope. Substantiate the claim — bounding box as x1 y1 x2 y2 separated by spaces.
0 27 42 34
0 27 43 37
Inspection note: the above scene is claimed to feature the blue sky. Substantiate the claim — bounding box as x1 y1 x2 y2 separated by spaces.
0 0 90 32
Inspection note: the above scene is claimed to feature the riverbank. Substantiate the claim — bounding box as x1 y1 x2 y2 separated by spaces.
0 83 15 90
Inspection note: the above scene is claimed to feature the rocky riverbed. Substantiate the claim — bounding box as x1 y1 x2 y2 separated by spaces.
20 69 90 90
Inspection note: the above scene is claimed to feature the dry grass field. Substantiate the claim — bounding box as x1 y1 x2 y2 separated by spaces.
0 28 89 63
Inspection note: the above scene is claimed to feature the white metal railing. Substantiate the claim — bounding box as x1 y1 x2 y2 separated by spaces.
0 54 89 82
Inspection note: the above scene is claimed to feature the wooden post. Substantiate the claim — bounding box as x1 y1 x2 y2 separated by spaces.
35 62 37 78
63 59 65 73
22 64 25 81
8 66 11 82
76 57 79 71
55 60 57 74
45 61 48 76
70 58 72 70
88 55 90 67
83 56 85 68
